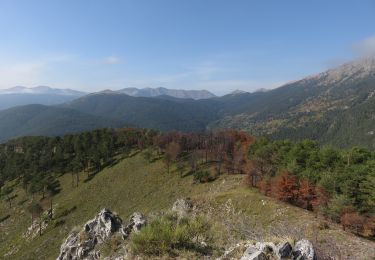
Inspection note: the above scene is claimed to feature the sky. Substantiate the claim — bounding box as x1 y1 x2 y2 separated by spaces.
0 0 374 95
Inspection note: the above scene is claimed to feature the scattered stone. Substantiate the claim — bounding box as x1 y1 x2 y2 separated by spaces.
172 198 193 217
23 219 49 239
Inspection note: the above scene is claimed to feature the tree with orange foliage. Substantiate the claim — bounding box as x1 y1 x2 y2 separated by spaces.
273 171 298 203
363 216 375 237
166 142 181 161
298 179 316 210
163 142 181 173
257 177 272 195
340 210 365 234
233 145 248 174
311 186 330 215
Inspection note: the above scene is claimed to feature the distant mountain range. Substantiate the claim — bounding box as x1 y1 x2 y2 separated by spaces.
0 86 86 110
117 87 216 99
0 86 85 96
0 86 215 111
0 57 374 148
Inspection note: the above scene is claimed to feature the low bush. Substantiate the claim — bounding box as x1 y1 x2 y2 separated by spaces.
130 214 212 256
193 170 211 183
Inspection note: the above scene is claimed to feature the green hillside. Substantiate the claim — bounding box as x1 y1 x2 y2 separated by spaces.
0 104 123 142
1 152 374 259
63 92 221 132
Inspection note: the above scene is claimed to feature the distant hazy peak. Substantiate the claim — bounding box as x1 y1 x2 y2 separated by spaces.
117 87 216 100
228 89 249 95
0 86 86 96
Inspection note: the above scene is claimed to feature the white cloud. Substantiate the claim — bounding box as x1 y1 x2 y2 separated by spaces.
102 56 121 64
352 35 375 57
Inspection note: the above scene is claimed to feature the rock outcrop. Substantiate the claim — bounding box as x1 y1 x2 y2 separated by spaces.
57 209 146 260
121 212 146 239
293 239 316 260
240 240 316 260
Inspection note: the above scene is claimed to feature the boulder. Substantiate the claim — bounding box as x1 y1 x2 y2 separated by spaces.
292 239 316 260
83 208 123 243
240 245 267 260
278 242 292 258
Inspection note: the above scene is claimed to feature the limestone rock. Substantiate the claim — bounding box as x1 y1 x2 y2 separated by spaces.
57 209 145 260
121 212 146 239
292 239 316 260
241 245 267 260
84 208 123 243
278 242 292 258
239 239 315 260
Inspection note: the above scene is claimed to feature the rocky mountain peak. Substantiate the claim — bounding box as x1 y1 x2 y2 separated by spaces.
303 56 375 86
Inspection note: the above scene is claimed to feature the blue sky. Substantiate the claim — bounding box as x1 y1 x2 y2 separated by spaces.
0 0 374 95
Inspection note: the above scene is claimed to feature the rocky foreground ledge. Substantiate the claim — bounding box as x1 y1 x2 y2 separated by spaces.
57 200 316 260
57 209 146 260
221 239 316 260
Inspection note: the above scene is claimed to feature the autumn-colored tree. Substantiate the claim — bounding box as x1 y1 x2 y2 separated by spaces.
233 145 247 174
298 179 316 210
311 186 330 214
163 142 181 173
165 142 181 161
340 210 365 234
257 177 272 196
362 216 375 237
212 143 225 175
272 171 298 203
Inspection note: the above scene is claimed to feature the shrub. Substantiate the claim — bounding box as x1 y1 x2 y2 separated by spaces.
193 170 211 183
130 214 211 256
341 211 365 234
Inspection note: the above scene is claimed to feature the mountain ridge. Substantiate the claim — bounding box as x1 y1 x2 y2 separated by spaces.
0 57 374 147
117 86 216 99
